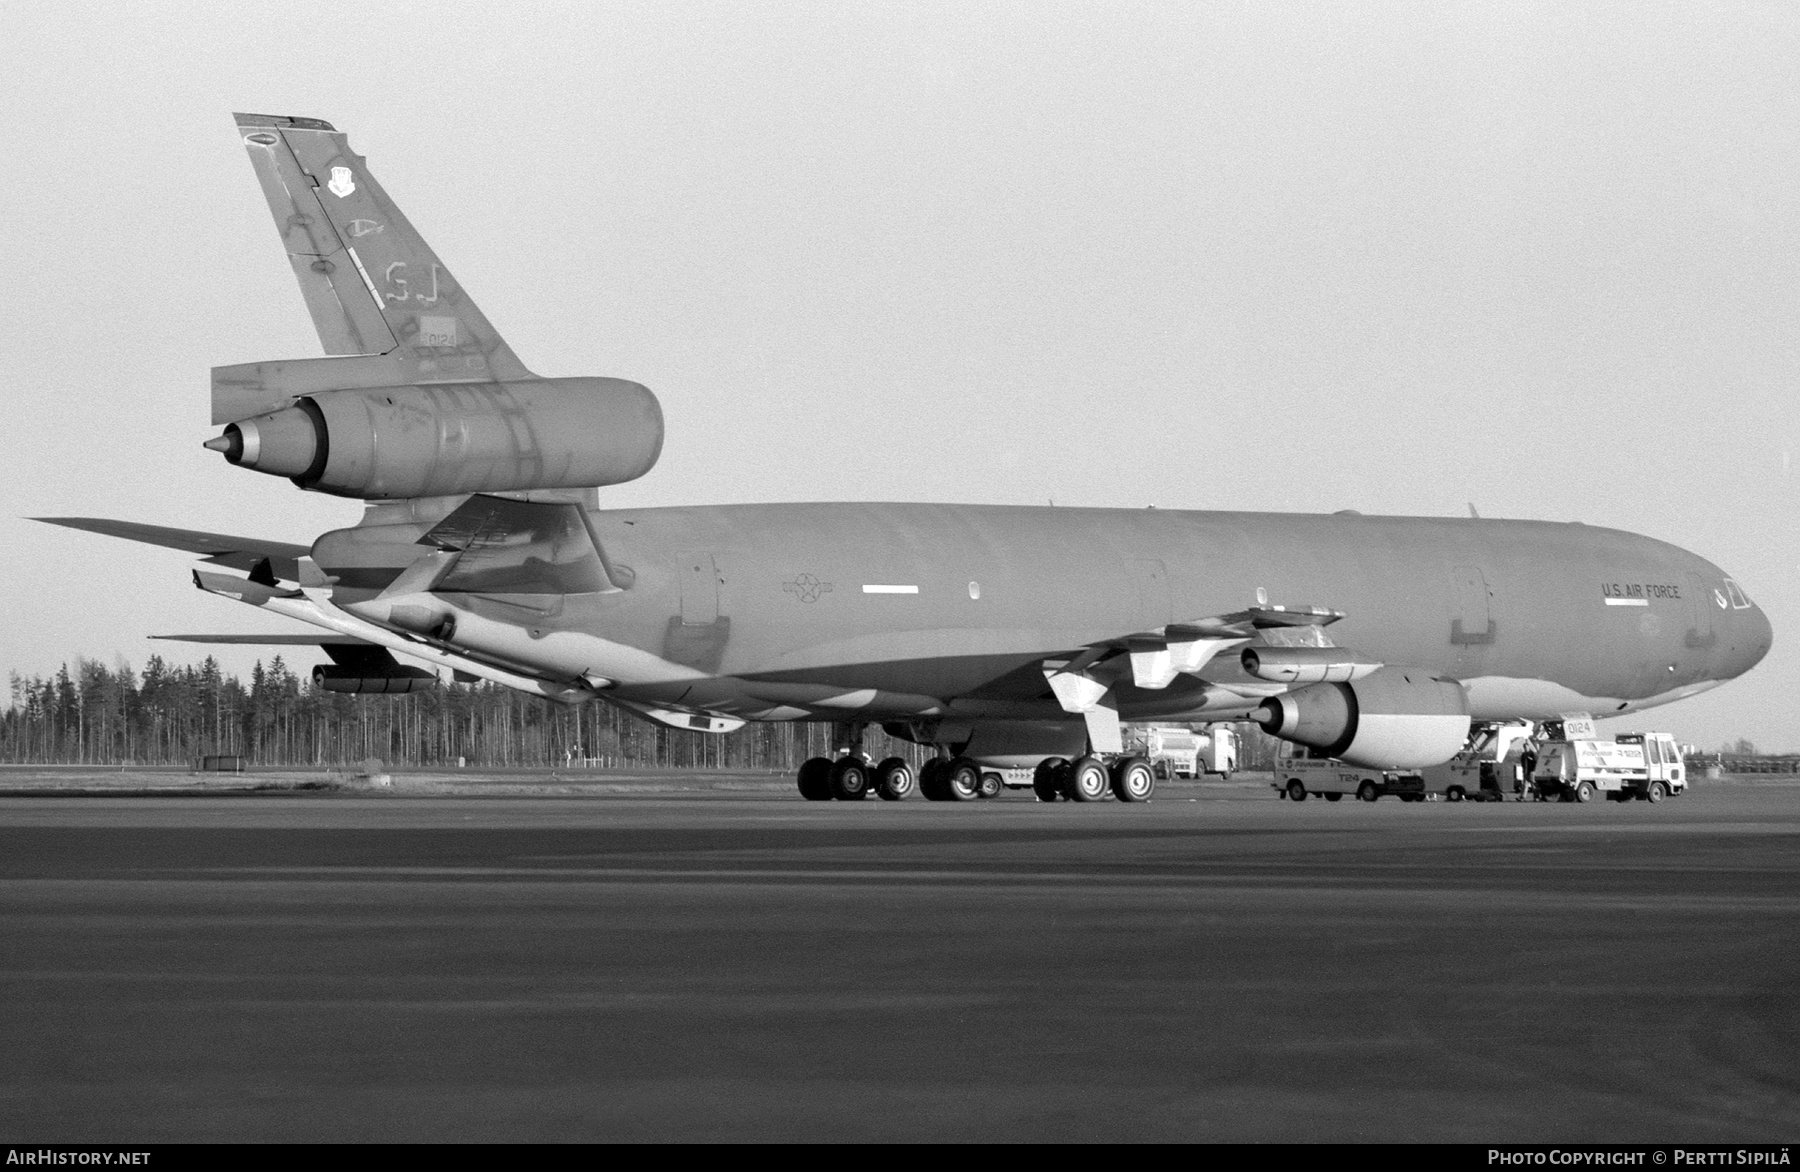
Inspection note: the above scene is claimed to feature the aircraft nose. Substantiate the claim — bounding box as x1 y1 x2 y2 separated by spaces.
1739 603 1774 673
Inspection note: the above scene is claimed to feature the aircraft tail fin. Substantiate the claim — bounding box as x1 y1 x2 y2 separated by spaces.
232 113 531 383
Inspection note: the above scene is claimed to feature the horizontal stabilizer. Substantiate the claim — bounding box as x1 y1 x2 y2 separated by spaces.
35 517 310 583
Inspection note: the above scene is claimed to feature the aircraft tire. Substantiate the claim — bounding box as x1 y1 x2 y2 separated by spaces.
919 758 950 801
1288 779 1309 803
829 757 870 801
1647 780 1667 803
1032 758 1066 802
945 758 982 801
1111 757 1155 802
1066 756 1110 802
1356 781 1377 802
1574 780 1595 803
977 771 1004 799
874 758 914 801
797 756 834 801
1324 791 1342 802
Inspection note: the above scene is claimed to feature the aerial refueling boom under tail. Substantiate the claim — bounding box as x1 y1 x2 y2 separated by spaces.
39 112 1774 803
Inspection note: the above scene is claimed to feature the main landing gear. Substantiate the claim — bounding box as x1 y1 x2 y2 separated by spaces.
791 722 1159 805
1028 755 1157 803
795 721 915 802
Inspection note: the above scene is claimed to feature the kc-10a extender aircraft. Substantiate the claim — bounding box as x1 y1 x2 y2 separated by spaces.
41 114 1773 803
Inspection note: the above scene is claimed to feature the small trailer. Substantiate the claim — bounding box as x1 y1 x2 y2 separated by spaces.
1528 732 1687 803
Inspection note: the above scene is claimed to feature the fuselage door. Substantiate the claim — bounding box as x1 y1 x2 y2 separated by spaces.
679 552 720 626
1450 564 1493 645
1686 572 1717 650
1135 558 1171 629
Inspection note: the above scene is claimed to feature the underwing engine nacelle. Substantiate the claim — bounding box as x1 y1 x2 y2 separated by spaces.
206 377 663 500
1255 666 1471 769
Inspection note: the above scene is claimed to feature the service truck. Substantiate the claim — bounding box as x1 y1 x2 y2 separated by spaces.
1418 723 1535 802
1273 744 1425 802
1125 725 1239 780
1528 732 1687 803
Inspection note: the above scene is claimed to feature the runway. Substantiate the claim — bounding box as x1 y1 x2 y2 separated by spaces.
2 778 1796 1142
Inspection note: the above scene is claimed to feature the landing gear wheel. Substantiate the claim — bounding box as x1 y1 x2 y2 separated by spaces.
1646 780 1668 803
919 758 951 801
1446 787 1465 803
1032 758 1066 802
1111 757 1156 802
797 756 834 801
1574 780 1595 803
1066 756 1110 802
1287 779 1308 803
1324 792 1342 802
945 757 982 801
1356 781 1378 802
829 757 870 801
977 772 1004 800
874 757 914 801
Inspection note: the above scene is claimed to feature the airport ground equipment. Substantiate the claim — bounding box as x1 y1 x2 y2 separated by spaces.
1529 732 1687 803
35 113 1774 810
1273 746 1425 802
1418 723 1535 801
1126 725 1239 779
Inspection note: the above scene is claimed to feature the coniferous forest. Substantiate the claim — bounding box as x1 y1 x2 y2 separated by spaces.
2 655 933 770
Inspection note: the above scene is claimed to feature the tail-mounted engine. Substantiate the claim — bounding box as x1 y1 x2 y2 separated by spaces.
207 377 663 500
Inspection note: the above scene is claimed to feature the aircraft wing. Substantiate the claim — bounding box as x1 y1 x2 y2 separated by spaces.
153 633 416 674
35 517 311 584
151 634 373 646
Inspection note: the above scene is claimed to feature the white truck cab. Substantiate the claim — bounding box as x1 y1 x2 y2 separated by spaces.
1529 732 1687 803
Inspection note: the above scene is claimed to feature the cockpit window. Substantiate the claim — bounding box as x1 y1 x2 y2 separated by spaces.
1725 580 1751 609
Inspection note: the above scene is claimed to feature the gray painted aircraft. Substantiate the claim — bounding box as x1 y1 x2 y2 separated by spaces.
40 113 1773 802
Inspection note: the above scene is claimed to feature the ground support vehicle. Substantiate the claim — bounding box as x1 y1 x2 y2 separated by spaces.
1273 748 1426 802
1419 723 1535 802
1529 732 1687 803
1126 726 1239 780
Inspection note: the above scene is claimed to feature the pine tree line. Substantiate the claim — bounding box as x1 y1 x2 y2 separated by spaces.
2 655 930 771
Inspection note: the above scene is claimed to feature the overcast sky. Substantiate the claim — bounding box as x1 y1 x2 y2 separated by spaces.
1 1 1793 750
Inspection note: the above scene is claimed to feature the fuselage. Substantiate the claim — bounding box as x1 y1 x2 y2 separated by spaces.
378 502 1770 726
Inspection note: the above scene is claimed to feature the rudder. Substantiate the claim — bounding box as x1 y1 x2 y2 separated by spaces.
233 112 531 383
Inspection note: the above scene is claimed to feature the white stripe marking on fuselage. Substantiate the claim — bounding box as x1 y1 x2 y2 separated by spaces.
862 584 919 594
1603 597 1650 607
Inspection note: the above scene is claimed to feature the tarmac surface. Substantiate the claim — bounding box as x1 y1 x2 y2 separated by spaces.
1 771 1796 1142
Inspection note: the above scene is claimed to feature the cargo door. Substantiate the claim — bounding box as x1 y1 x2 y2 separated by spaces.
1449 565 1493 645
